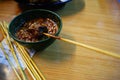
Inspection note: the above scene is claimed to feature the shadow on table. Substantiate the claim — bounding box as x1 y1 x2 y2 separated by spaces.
56 0 85 16
37 34 76 62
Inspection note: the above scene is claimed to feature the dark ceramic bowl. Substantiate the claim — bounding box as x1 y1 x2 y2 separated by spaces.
9 9 62 51
15 0 72 11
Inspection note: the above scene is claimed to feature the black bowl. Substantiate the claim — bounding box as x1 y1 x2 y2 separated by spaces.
9 9 62 51
15 0 72 11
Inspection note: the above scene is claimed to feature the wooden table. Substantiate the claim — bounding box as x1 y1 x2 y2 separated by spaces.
0 0 120 80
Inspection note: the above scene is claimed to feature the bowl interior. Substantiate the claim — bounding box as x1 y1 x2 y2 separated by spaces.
9 9 62 44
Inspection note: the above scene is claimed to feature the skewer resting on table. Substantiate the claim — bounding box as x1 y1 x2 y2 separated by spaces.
43 32 120 59
37 26 120 59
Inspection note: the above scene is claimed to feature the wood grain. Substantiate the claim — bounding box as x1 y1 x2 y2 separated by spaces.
0 0 120 80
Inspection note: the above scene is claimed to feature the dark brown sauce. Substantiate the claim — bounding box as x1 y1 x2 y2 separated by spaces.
16 18 58 42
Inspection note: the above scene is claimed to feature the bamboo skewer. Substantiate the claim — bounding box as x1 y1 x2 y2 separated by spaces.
15 45 36 80
1 21 46 80
0 24 21 80
0 24 22 80
11 39 36 80
17 43 42 80
0 22 27 80
16 43 39 80
14 39 45 80
0 43 22 80
19 45 46 80
3 22 42 80
26 66 36 80
43 33 120 59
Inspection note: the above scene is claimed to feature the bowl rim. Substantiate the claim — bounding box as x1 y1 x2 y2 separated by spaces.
26 0 72 6
9 9 62 44
15 0 72 5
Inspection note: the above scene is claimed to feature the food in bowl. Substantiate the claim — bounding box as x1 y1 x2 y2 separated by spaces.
16 17 58 42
